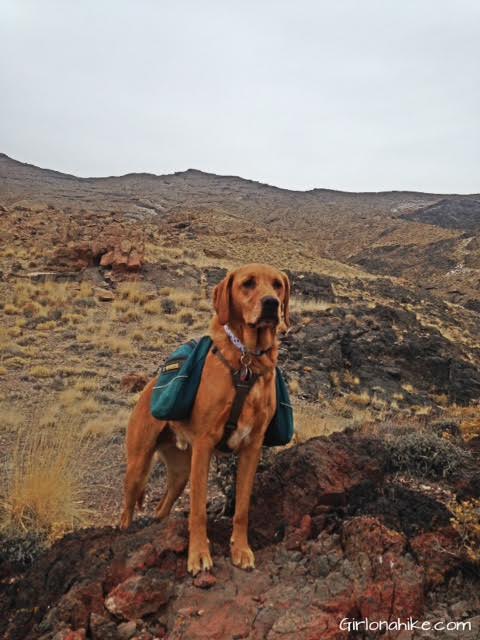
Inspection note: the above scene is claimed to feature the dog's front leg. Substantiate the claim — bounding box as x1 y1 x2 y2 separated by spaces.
187 437 214 575
230 439 262 570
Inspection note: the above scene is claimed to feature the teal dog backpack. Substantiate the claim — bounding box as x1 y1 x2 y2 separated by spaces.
151 336 294 448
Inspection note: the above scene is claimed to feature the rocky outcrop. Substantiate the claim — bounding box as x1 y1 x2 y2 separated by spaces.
2 432 479 640
282 300 480 406
51 235 144 274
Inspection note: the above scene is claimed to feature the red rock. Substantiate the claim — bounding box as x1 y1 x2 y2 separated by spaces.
47 581 105 629
51 230 144 274
89 612 119 640
100 250 115 267
95 287 115 301
127 250 142 271
126 543 158 571
104 559 136 593
1 436 472 640
410 526 462 587
176 598 254 639
249 433 385 544
285 514 313 550
61 629 87 640
342 516 406 559
193 572 217 589
152 516 189 556
105 571 173 620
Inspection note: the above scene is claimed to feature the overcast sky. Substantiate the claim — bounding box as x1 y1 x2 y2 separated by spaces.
1 1 479 193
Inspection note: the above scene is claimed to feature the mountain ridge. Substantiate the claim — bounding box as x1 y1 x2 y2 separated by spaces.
1 152 477 197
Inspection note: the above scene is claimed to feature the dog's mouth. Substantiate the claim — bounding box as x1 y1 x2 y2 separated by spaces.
247 315 279 329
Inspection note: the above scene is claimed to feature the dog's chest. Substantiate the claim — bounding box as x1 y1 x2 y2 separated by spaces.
241 375 276 425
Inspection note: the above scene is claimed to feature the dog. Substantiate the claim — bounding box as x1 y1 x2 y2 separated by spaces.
119 263 290 575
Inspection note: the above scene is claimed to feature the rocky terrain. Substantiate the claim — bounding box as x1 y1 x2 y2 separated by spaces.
1 154 480 639
2 430 480 640
2 152 479 308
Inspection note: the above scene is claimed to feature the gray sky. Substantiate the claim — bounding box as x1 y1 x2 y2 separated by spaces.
1 0 479 193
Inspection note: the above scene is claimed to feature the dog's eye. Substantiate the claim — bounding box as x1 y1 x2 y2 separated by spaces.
243 278 256 289
273 279 283 290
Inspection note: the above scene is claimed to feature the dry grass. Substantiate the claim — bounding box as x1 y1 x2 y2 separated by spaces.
0 403 26 431
0 415 95 540
29 365 54 378
4 303 18 315
329 371 341 388
343 370 360 386
443 403 480 441
83 408 130 436
169 289 198 308
288 378 301 395
450 498 480 565
117 281 149 305
293 401 347 443
143 299 162 315
347 391 371 407
291 296 334 313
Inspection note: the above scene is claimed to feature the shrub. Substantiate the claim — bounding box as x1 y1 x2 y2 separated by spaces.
161 298 177 315
0 416 94 542
383 428 471 480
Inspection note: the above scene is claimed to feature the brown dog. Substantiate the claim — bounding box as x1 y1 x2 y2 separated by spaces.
119 263 290 575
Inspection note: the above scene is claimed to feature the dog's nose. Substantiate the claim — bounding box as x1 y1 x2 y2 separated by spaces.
261 296 279 312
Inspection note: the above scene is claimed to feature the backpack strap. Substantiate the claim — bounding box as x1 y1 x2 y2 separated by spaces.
212 345 260 453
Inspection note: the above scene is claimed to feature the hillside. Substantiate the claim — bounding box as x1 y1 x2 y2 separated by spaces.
2 152 479 309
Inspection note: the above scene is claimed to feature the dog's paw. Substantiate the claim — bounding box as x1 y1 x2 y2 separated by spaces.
119 512 132 530
188 546 213 576
231 543 255 570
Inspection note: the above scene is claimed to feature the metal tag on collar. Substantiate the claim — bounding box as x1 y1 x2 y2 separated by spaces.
240 352 252 381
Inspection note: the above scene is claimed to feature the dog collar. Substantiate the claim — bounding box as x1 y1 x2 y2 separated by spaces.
223 324 273 357
224 324 247 353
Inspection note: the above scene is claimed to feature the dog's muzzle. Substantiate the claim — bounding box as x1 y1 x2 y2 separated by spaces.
255 296 280 327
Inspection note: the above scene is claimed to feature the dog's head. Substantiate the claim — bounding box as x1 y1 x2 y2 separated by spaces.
213 263 290 330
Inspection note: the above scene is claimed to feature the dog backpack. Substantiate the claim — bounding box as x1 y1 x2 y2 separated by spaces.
150 336 294 447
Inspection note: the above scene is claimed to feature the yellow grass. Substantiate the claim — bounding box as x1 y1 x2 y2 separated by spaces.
82 408 130 436
169 289 197 307
0 415 94 539
293 401 347 443
117 281 148 305
290 296 334 313
4 303 18 315
143 299 162 314
450 498 480 565
347 391 371 407
343 370 360 386
29 365 54 378
288 378 301 395
0 403 25 431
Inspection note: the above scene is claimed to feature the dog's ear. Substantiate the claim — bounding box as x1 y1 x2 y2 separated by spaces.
280 271 291 327
213 271 235 325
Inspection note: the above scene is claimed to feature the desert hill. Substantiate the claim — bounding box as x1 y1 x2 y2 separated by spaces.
2 152 479 309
